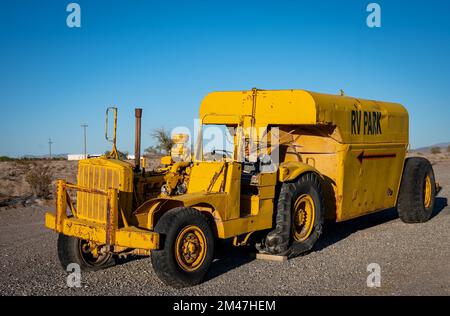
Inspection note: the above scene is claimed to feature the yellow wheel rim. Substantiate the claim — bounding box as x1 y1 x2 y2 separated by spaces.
292 194 315 242
175 225 207 272
424 175 432 209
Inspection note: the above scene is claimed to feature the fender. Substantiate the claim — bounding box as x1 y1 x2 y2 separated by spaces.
278 161 323 182
133 192 226 234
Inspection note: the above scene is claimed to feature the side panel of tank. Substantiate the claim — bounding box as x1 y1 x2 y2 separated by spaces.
336 142 407 221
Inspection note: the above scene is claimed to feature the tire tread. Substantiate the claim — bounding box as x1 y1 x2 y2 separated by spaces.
397 157 435 223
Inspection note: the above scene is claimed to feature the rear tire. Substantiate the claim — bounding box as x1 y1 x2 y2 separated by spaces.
57 234 115 272
263 172 324 258
151 207 215 288
397 157 436 223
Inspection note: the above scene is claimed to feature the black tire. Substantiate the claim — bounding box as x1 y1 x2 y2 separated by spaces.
57 234 115 272
263 172 324 258
397 157 436 223
151 207 215 288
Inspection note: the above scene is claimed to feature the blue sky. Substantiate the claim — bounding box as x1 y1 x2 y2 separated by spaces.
0 0 449 157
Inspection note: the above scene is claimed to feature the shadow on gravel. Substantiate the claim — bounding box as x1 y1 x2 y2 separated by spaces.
114 255 148 266
111 245 256 279
205 244 255 281
314 207 398 252
431 197 448 219
315 196 448 252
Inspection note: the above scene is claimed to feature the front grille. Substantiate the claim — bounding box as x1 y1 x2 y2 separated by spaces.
76 163 121 224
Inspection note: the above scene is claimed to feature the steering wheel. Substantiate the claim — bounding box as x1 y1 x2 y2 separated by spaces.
211 149 232 161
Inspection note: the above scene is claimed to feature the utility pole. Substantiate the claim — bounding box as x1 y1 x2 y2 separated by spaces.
81 123 88 159
48 138 53 160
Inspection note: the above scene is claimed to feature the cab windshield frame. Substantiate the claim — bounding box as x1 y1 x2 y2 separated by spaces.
194 114 244 163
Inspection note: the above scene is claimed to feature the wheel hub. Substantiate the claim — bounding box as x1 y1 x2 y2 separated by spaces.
424 174 432 208
78 239 110 266
175 226 207 272
292 194 315 242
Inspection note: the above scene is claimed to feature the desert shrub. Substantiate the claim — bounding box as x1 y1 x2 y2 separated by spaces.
0 156 14 162
430 147 441 154
25 164 53 199
447 145 450 153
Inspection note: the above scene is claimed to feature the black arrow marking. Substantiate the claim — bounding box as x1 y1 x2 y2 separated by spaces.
357 151 396 163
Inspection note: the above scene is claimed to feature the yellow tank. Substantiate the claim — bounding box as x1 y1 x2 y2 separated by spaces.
200 89 409 221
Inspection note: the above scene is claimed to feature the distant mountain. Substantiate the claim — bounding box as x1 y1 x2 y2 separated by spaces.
412 142 450 152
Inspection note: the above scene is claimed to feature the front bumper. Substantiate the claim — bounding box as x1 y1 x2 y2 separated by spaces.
45 180 159 251
45 212 159 250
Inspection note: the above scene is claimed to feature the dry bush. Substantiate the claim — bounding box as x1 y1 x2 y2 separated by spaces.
23 163 53 199
0 156 14 162
430 147 441 154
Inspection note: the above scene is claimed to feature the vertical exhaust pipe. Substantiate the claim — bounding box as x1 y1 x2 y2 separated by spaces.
134 108 142 172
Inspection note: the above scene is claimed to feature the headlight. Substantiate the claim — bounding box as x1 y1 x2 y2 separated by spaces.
175 182 187 195
161 184 170 196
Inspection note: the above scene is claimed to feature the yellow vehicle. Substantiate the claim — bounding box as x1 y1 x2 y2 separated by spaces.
45 89 438 288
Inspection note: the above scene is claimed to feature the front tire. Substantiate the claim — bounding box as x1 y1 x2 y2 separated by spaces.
263 172 324 258
397 157 436 223
151 207 215 288
57 234 115 272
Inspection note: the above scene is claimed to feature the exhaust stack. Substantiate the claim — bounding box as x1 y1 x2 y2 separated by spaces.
134 108 142 171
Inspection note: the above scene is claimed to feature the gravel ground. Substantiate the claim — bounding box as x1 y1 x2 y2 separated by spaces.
0 161 449 296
